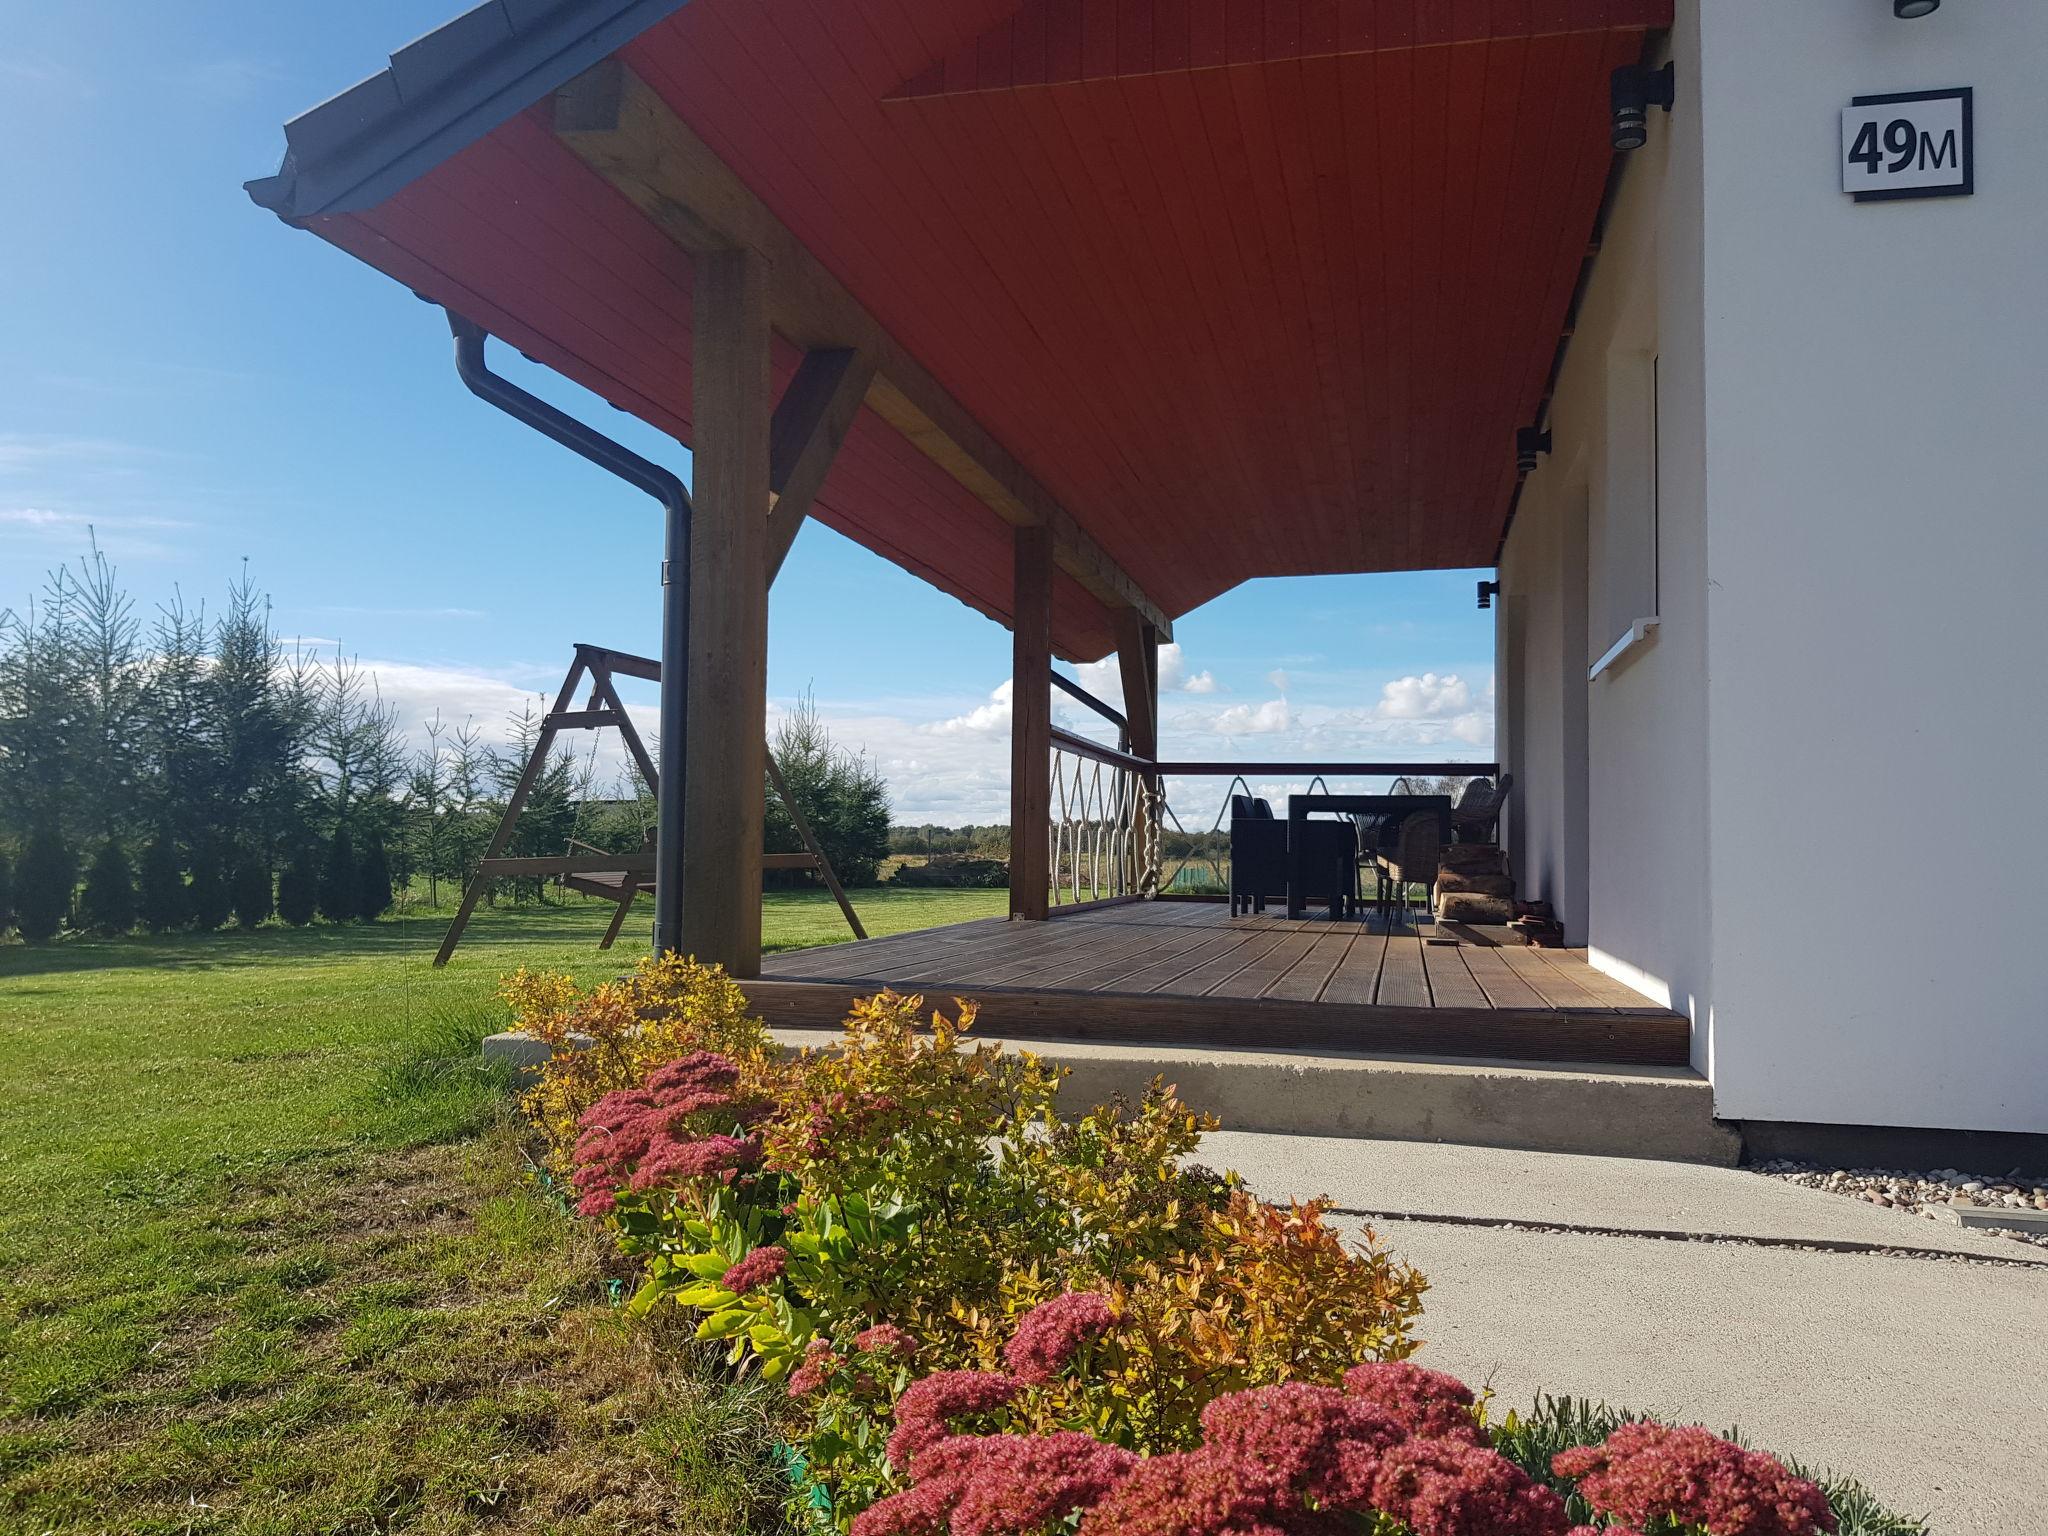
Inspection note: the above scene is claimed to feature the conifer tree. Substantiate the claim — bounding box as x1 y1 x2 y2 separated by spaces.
80 838 138 936
232 855 273 930
16 824 75 942
319 822 356 923
0 844 13 934
353 834 394 923
137 834 188 932
277 844 319 927
187 841 234 931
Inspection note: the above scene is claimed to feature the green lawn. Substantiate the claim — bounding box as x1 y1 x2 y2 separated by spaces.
0 886 1003 1534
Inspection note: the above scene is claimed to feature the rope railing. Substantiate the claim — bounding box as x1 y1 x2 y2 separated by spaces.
1041 734 1501 903
1048 727 1160 906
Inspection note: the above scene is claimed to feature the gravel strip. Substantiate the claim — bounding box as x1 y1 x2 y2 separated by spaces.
1751 1160 2048 1252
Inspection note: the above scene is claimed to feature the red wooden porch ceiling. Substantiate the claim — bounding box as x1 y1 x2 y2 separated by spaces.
309 0 1667 661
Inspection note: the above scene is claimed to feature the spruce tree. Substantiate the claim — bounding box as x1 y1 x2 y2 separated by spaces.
0 845 13 933
16 825 75 942
137 834 188 932
232 855 273 930
80 838 138 936
187 841 233 931
276 844 319 927
353 834 394 923
318 822 356 923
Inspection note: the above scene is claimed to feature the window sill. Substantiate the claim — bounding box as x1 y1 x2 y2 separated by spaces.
1588 617 1660 681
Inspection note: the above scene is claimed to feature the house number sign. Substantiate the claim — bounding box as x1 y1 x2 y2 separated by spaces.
1841 88 1973 201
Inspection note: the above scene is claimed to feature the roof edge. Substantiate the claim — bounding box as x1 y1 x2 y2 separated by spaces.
246 0 690 221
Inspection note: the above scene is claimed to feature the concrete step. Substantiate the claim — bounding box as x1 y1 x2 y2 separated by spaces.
484 1028 1738 1165
776 1029 1740 1166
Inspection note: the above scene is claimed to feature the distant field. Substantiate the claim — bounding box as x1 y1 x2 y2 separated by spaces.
0 887 1003 1533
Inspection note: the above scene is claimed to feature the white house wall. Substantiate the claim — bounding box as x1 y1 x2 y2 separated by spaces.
1500 0 1715 1074
1697 0 2048 1133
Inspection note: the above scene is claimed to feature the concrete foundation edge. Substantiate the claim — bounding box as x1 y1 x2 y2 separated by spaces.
484 1030 1741 1166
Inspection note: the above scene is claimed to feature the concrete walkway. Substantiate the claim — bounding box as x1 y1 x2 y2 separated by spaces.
1215 1132 2048 1533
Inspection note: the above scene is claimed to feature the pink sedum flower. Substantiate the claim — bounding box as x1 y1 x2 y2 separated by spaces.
720 1244 788 1294
1076 1448 1333 1536
787 1338 837 1399
1552 1423 1836 1536
1196 1382 1407 1509
1004 1291 1118 1384
568 1051 770 1213
885 1371 1024 1470
856 1323 916 1358
860 1432 1140 1536
1369 1438 1570 1536
1341 1361 1486 1445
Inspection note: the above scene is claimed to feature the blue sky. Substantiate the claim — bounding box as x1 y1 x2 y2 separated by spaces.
0 1 1496 822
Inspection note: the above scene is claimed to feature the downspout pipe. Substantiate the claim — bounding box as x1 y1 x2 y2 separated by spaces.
446 311 692 958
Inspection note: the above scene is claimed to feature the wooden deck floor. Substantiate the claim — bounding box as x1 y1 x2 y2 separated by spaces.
744 900 1690 1066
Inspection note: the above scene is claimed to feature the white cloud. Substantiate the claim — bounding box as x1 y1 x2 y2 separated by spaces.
1069 641 1222 708
1374 672 1473 720
926 678 1012 735
1265 668 1290 694
1209 697 1293 735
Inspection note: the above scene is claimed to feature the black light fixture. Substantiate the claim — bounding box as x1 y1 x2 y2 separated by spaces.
1610 61 1676 151
1514 426 1552 475
1477 580 1501 611
1894 0 1940 16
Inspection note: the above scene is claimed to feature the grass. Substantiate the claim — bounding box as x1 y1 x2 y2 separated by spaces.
0 886 1000 1534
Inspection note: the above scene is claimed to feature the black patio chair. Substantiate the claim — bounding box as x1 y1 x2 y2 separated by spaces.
1229 796 1354 919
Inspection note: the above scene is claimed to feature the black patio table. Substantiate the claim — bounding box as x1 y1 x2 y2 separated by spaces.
1285 793 1453 920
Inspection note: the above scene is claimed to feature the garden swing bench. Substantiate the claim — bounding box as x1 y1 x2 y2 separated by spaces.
431 641 865 965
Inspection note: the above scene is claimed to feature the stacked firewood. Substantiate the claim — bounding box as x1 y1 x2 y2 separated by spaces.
1432 844 1515 924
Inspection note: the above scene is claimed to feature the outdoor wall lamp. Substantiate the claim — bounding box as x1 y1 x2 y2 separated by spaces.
1477 581 1501 611
1610 62 1675 150
1894 0 1940 16
1515 427 1552 474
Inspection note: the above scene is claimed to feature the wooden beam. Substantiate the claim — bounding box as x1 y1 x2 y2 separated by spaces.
554 60 1170 644
1009 524 1053 920
1114 607 1161 894
766 346 875 581
681 246 772 977
1113 608 1159 762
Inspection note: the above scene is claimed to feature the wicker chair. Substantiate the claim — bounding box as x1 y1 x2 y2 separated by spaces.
1371 810 1442 929
1449 774 1514 844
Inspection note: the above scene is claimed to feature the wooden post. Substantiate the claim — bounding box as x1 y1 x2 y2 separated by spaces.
1114 607 1161 893
682 247 772 975
1009 524 1053 920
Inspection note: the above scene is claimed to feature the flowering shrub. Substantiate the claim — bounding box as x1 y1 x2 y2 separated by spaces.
507 954 778 1176
847 1308 1844 1536
852 1331 1569 1536
1488 1396 1917 1536
524 970 1429 1525
1551 1422 1838 1536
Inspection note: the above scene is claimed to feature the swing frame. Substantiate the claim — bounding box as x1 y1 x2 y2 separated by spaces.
431 642 865 966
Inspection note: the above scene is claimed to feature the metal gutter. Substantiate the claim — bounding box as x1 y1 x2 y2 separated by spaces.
446 312 691 958
246 0 690 221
